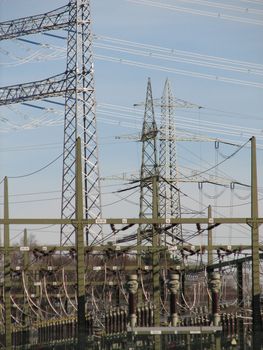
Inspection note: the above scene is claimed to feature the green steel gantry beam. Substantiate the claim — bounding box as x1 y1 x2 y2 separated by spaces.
1 244 262 252
0 217 262 225
1 137 262 350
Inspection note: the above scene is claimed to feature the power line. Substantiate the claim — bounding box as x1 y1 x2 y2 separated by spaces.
95 54 263 89
0 142 61 152
96 34 263 70
101 188 139 207
95 42 263 77
180 138 250 180
8 153 63 179
0 190 60 198
0 197 61 205
171 0 263 15
240 0 263 5
127 0 263 26
2 104 263 151
5 35 263 79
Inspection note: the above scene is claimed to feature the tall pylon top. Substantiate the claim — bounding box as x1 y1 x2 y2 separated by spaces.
141 78 158 142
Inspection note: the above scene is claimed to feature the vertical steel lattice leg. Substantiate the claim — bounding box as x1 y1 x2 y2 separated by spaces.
60 0 102 247
159 79 182 245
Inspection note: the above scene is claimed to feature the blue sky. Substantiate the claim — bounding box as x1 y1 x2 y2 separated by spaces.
0 0 262 247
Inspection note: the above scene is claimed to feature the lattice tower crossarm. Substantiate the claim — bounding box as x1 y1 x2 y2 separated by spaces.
159 79 182 243
0 4 75 105
0 4 70 40
60 0 102 246
0 72 73 105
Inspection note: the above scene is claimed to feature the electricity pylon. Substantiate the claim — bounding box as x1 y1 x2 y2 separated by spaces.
138 78 161 350
159 79 182 245
137 78 158 275
0 0 102 246
137 78 160 318
138 78 159 242
61 0 102 246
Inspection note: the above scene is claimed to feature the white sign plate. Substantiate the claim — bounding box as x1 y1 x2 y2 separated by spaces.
20 246 29 251
96 218 107 224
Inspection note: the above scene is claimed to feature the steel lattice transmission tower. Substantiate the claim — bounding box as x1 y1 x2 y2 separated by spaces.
61 0 102 246
137 78 159 306
138 78 159 234
138 79 162 339
0 0 102 246
159 79 182 244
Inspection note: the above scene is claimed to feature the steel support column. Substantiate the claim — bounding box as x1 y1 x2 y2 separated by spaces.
4 177 11 349
22 229 29 348
208 205 213 312
250 136 262 349
237 262 245 350
152 175 161 350
75 137 86 348
61 0 102 247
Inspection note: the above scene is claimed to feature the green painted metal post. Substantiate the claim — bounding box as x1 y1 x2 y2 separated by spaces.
4 177 12 349
208 205 213 313
237 263 245 350
207 205 213 267
75 137 86 349
207 205 222 350
208 206 217 350
137 227 143 306
152 175 161 350
250 136 262 349
23 229 29 348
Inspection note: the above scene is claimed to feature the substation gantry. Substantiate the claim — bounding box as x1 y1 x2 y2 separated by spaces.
0 1 262 350
0 137 262 349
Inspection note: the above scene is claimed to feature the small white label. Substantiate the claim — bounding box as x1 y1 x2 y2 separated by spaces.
112 266 118 271
31 294 35 298
227 245 232 251
175 265 181 270
169 246 177 251
115 245 121 251
56 294 61 298
34 282 41 286
52 282 58 286
93 266 102 271
165 218 171 224
42 246 48 251
174 331 178 334
190 330 201 334
20 246 29 251
144 265 150 270
47 266 53 271
122 218 128 224
208 218 214 224
15 266 21 271
150 330 162 335
108 281 114 286
96 218 107 224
